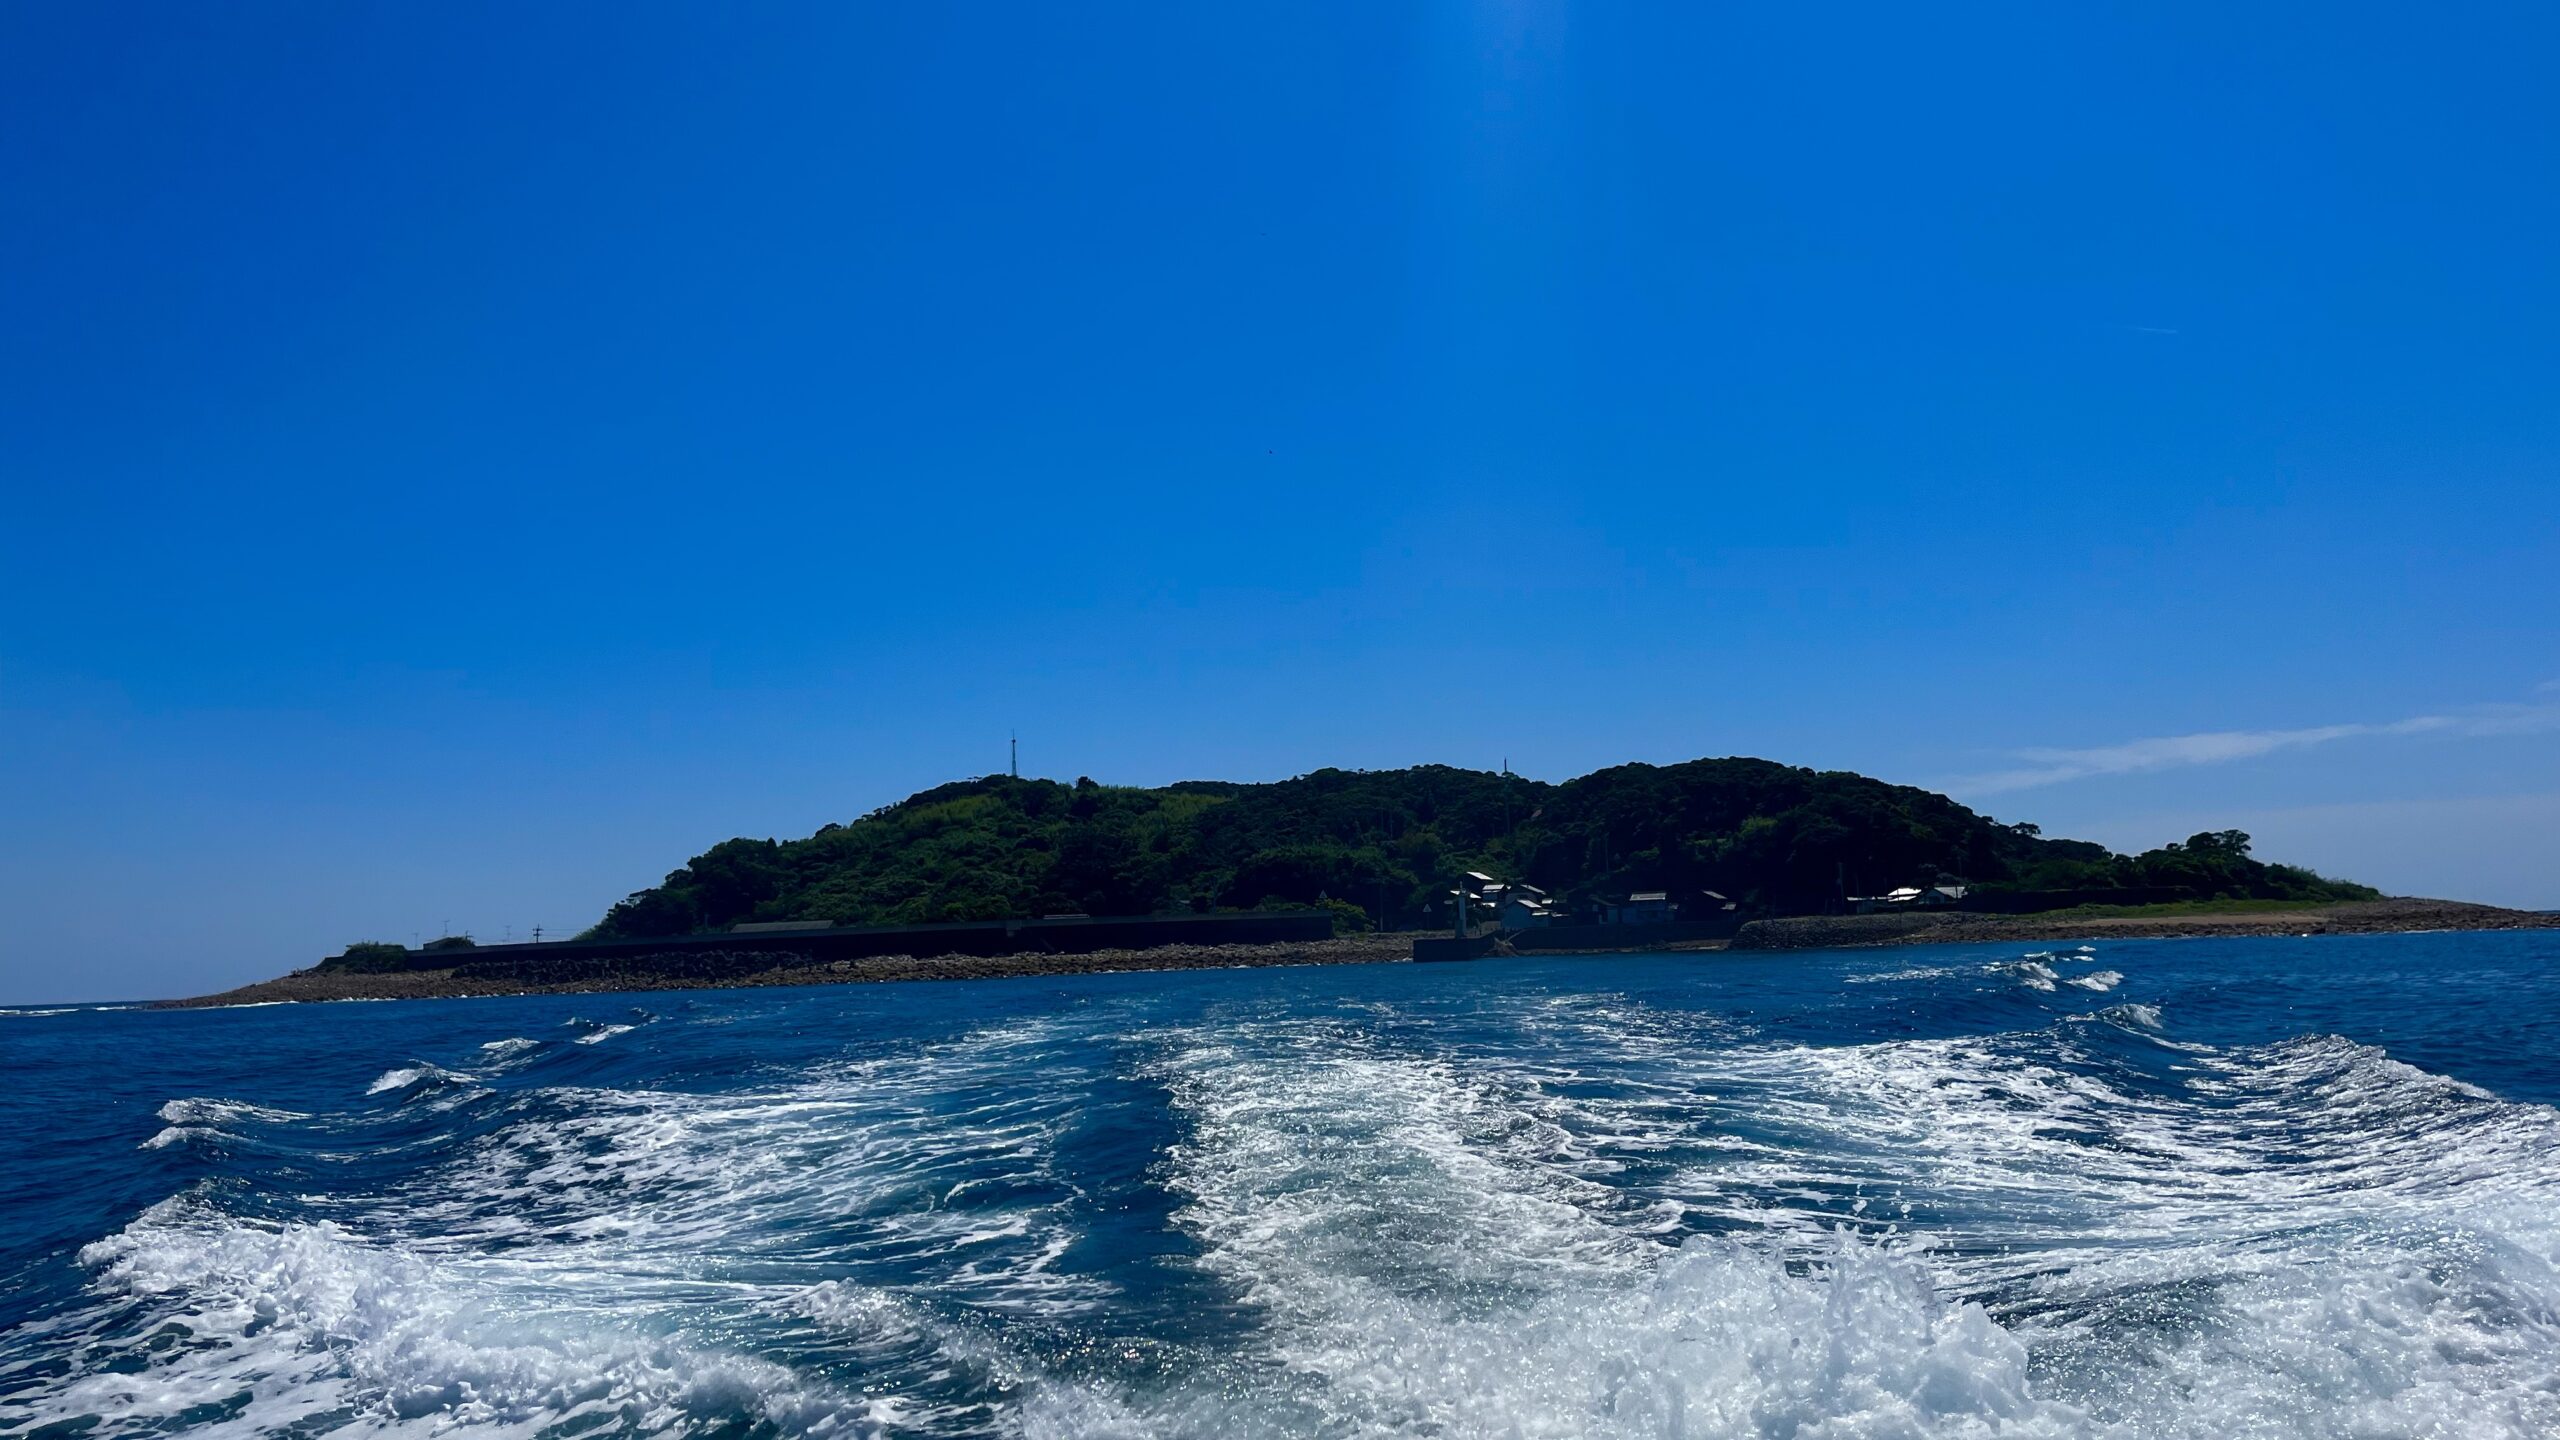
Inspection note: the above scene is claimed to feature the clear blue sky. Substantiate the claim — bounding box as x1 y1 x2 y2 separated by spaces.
5 5 2555 1002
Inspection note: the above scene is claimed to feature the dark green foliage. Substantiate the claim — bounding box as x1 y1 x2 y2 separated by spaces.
590 761 2378 939
421 935 477 952
1999 828 2379 903
1312 897 1374 936
330 941 412 972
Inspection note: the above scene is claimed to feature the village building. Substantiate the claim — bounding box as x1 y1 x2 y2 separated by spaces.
1850 884 1970 913
1605 891 1678 925
1501 894 1559 929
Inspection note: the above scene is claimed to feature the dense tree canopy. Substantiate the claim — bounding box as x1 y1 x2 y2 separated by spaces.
589 760 2377 938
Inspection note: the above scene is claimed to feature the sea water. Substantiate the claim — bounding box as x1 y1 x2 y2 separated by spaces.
4 931 2558 1438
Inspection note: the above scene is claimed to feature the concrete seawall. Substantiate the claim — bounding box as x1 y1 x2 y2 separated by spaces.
1507 919 1741 951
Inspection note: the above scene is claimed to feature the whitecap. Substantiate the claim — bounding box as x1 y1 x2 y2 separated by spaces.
35 1198 899 1438
2103 1002 2166 1032
414 1016 1115 1317
364 1064 466 1096
1846 964 1961 984
1140 1012 2560 1439
156 1097 306 1126
1996 959 2061 991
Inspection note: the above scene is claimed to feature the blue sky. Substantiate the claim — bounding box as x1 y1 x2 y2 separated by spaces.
4 4 2555 1001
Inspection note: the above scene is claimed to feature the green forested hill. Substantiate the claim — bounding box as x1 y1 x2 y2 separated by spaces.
588 759 2376 938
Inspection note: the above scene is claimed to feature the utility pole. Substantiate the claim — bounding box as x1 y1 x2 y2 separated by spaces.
1010 732 1018 779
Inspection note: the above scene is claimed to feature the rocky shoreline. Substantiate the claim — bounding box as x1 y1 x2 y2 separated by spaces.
157 933 1416 1008
1728 898 2560 951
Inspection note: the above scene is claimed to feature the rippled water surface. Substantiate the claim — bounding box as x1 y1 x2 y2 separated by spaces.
6 931 2559 1438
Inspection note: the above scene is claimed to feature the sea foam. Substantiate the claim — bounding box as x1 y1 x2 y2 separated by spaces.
16 943 2560 1439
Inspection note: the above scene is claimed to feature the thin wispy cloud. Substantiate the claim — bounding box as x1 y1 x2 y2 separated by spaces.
1946 701 2560 796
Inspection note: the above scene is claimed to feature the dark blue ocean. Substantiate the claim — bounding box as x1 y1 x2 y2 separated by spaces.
6 931 2558 1438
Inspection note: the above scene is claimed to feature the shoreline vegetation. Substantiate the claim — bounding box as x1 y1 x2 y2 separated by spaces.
160 900 2556 1008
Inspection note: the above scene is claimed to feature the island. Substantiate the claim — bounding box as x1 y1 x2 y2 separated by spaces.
165 758 2556 1005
